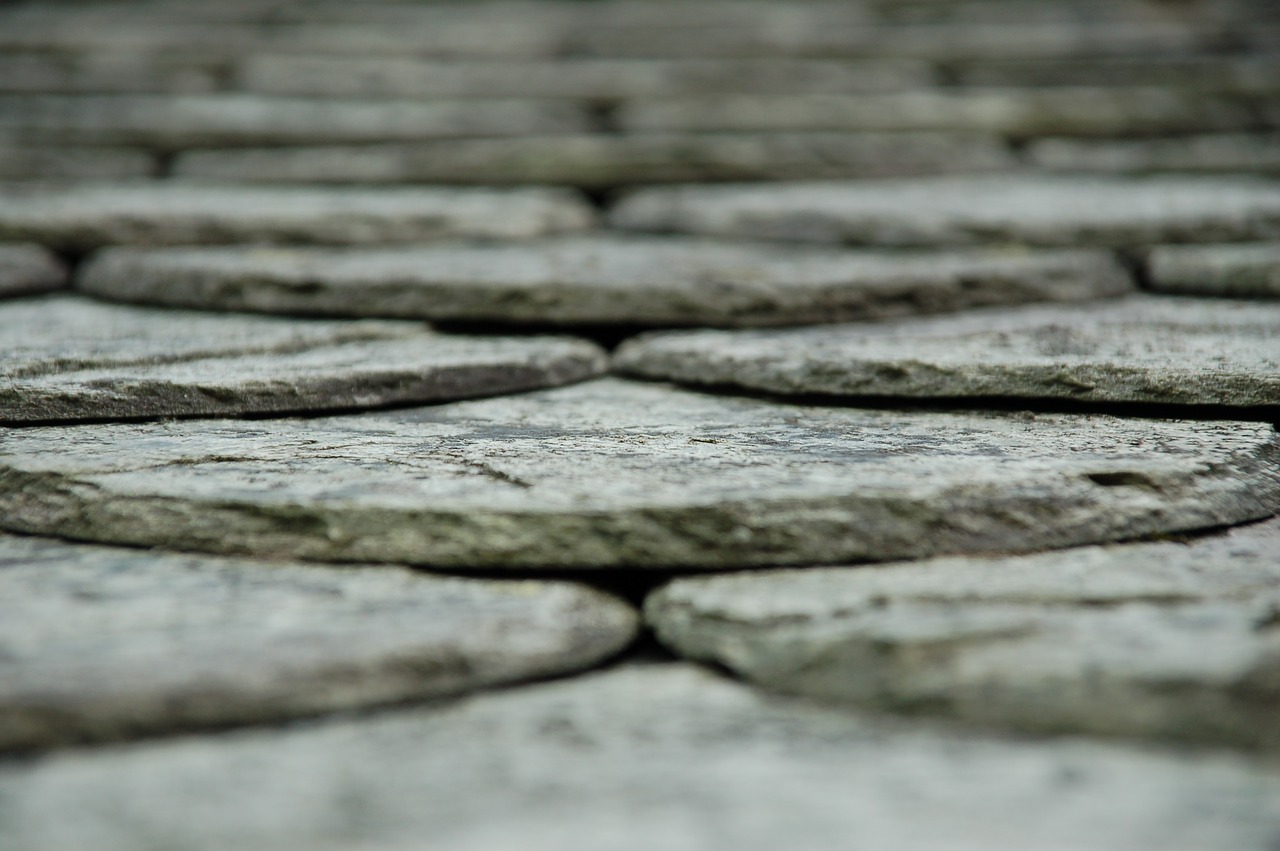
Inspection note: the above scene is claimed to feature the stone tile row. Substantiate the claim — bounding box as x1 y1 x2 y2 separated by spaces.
0 243 64 298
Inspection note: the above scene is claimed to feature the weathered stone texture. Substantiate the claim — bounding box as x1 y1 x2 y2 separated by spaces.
172 132 1016 188
1147 243 1280 298
77 238 1131 327
0 243 65 297
0 296 605 422
1028 134 1280 175
646 519 1280 748
0 94 587 147
0 533 637 751
615 295 1280 406
0 146 155 180
0 183 594 250
609 176 1280 247
2 664 1279 851
949 55 1280 95
0 52 222 94
0 380 1275 568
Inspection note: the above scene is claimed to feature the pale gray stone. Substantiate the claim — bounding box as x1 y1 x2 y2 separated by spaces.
610 175 1280 247
0 243 65 298
615 295 1280 406
645 520 1280 748
0 296 605 422
1028 134 1280 175
3 664 1280 851
0 146 155 180
618 89 1255 137
77 238 1130 327
0 533 637 751
0 379 1275 568
235 56 928 99
1147 244 1280 298
172 132 1016 188
0 183 594 250
0 94 587 148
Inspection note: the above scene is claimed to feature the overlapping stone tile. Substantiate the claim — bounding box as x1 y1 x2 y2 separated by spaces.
646 519 1280 749
949 55 1280 95
0 244 65 298
615 295 1280 406
617 89 1258 137
77 237 1130 326
0 94 587 148
3 663 1279 851
1028 134 1280 175
0 52 222 94
0 183 594 250
0 295 605 422
0 145 155 180
1147 244 1280 298
0 379 1275 568
0 532 637 751
609 175 1280 247
173 132 1016 187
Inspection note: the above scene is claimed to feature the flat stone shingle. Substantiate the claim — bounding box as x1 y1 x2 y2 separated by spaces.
77 238 1131 327
0 379 1275 568
1028 134 1280 175
1146 243 1280 298
0 532 637 751
172 132 1016 187
0 183 594 250
614 295 1280 406
2 664 1279 851
0 146 155 180
645 519 1280 749
0 243 65 298
1 296 606 422
609 175 1280 247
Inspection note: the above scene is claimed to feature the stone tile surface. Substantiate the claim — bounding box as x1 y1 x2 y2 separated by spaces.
0 146 155 180
0 296 605 422
0 379 1275 568
1147 244 1280 298
646 519 1280 748
610 175 1280 247
77 238 1131 327
0 533 637 751
615 295 1280 406
2 664 1279 851
0 243 65 298
172 132 1017 188
1028 134 1280 175
0 183 594 250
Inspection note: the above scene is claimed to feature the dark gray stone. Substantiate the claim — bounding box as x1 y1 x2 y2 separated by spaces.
77 238 1130 327
0 146 155 180
1028 134 1280 175
0 379 1275 568
0 243 65 298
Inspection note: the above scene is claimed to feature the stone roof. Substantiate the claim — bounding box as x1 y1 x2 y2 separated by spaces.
2 0 1279 848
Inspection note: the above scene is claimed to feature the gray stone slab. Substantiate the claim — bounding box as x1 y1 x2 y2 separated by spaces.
646 519 1280 749
0 296 605 422
0 146 155 180
0 379 1276 569
77 238 1131 327
0 52 222 94
0 533 637 752
173 132 1017 188
617 89 1255 137
1028 134 1280 175
235 56 929 99
0 183 594 251
615 295 1280 407
0 94 587 148
0 244 65 298
950 55 1280 95
1147 244 1280 298
609 175 1280 247
3 663 1280 851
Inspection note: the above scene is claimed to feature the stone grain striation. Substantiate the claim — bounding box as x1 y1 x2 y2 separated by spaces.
646 519 1280 749
0 296 605 422
78 237 1131 327
2 664 1279 851
1146 243 1280 298
0 379 1275 568
0 243 65 297
0 532 637 751
609 175 1280 247
0 183 594 250
615 295 1280 407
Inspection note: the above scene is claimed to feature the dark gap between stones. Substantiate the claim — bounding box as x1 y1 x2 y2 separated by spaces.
584 99 623 135
433 318 648 351
151 150 177 179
